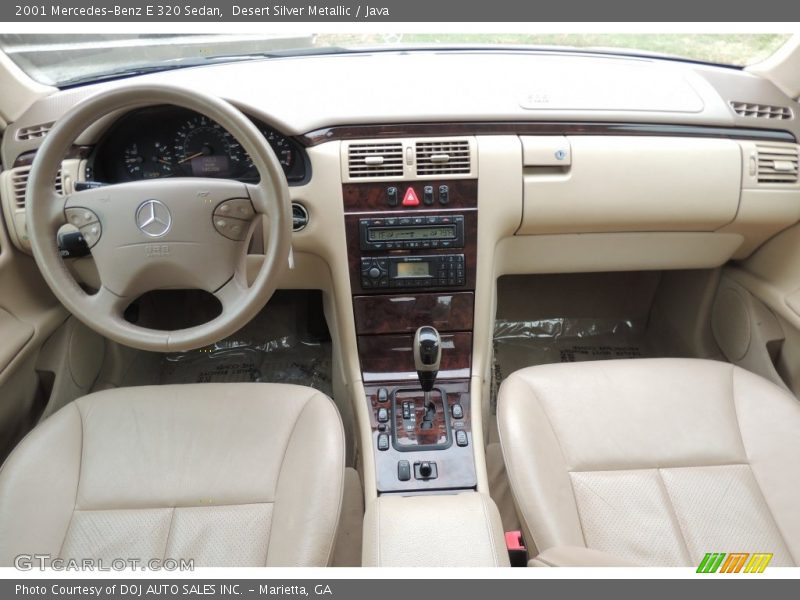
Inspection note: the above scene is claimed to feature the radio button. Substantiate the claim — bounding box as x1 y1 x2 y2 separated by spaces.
368 267 381 279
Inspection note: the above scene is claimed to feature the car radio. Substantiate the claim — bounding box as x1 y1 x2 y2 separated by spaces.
359 215 465 251
360 254 465 289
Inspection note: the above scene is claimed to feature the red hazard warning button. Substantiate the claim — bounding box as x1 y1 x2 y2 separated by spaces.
402 187 420 207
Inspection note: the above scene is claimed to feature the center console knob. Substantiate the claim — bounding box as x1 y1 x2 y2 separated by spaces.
368 266 381 279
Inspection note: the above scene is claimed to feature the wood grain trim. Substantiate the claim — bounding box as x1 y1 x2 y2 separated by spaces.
358 331 472 382
13 146 92 169
353 292 474 335
366 379 476 493
343 179 477 212
301 121 796 146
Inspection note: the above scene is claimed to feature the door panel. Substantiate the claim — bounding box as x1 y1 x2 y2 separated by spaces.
0 206 68 459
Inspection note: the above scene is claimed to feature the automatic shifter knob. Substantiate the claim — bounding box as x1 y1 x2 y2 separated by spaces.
414 326 441 392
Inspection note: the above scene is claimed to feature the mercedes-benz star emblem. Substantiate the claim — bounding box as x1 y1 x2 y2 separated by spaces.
135 199 172 237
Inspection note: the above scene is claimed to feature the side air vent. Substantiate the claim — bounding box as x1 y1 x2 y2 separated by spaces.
731 102 793 120
416 139 471 175
11 166 64 209
16 122 55 141
348 142 404 178
755 143 799 184
291 202 309 232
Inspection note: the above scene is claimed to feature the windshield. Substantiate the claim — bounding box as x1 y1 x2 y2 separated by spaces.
0 33 792 87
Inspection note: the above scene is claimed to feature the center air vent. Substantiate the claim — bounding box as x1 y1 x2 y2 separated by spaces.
10 165 64 209
347 142 404 179
16 122 55 141
731 102 793 120
416 140 471 175
754 143 799 184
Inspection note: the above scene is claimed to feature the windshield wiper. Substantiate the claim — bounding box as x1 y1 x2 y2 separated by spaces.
58 46 351 88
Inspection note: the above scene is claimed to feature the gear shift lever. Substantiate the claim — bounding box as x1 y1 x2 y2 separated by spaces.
414 326 441 393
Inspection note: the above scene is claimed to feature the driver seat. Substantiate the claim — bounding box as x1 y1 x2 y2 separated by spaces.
0 383 345 567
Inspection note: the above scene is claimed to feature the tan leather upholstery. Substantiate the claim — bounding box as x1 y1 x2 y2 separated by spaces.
498 358 800 567
362 492 510 567
0 383 345 567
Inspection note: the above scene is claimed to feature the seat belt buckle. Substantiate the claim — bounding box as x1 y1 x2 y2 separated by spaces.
505 530 528 567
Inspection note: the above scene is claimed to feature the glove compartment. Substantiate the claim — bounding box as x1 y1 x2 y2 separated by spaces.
518 136 742 234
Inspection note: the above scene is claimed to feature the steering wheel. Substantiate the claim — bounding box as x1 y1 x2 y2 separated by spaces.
25 84 292 352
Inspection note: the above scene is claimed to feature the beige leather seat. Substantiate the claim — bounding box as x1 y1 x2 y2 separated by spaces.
0 383 345 567
498 358 800 567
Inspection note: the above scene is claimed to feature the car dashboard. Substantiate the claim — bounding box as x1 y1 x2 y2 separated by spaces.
1 50 800 541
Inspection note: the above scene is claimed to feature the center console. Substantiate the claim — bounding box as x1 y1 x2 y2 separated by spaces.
343 177 478 493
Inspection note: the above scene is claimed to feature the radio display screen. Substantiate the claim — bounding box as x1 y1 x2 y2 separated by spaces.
368 225 456 242
396 262 430 278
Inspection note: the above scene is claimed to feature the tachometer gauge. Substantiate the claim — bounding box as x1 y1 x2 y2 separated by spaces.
123 141 174 179
174 115 243 178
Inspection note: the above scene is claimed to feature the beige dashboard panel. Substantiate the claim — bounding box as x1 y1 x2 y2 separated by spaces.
718 140 800 258
518 136 742 234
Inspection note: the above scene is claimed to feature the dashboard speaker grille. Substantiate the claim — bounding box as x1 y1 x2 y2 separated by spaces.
10 166 64 209
731 102 793 120
755 143 799 184
416 140 471 175
348 142 404 178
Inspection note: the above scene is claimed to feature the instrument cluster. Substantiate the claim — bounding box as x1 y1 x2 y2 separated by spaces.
89 106 308 184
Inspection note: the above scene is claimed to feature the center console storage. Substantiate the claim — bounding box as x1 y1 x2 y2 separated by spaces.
362 492 510 567
343 174 478 494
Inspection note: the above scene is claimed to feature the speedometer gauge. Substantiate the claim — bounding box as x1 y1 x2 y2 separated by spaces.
174 115 244 178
